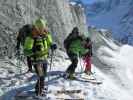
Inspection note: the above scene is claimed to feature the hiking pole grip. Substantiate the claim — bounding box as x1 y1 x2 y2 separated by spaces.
49 43 57 71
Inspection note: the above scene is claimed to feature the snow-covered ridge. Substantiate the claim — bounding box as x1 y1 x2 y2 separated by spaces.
1 45 133 100
1 28 133 99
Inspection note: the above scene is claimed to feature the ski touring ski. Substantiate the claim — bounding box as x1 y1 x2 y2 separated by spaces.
51 89 84 100
75 76 102 85
79 73 102 85
52 89 82 94
59 73 102 85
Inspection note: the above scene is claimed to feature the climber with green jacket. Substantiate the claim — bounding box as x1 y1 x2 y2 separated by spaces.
64 27 88 79
16 24 33 72
22 18 57 96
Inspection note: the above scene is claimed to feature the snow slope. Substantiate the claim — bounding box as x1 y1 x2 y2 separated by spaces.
0 39 133 100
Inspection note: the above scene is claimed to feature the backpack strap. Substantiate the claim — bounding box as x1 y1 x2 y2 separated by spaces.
33 38 37 61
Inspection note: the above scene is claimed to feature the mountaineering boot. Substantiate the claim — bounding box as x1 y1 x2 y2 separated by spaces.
27 57 33 72
35 80 39 95
67 73 76 80
35 77 45 96
84 70 93 75
65 69 76 80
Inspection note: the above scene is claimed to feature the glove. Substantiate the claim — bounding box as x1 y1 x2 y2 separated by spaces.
51 44 57 50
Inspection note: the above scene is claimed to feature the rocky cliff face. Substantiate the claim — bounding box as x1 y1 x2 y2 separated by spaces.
0 0 88 58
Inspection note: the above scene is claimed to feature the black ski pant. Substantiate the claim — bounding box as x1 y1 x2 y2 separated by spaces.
27 56 32 71
66 52 78 74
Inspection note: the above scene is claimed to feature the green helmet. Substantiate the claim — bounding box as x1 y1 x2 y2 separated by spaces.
34 18 47 29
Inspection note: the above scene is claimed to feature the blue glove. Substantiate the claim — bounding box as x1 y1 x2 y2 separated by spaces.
51 44 57 50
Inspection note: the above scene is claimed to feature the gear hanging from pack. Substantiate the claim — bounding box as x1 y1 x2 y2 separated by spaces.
26 0 30 24
25 0 32 24
39 0 43 18
29 0 32 24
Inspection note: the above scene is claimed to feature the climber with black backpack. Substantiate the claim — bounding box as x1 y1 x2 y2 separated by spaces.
18 18 57 96
16 24 33 72
64 27 88 80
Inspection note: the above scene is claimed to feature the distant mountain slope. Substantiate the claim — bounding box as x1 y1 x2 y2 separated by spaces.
84 0 133 45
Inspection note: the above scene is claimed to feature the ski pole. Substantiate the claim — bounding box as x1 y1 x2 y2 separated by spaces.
79 58 84 73
16 50 22 74
78 53 84 73
49 49 54 73
46 49 54 92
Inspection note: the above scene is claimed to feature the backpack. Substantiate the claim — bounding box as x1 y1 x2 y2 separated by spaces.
23 33 52 58
17 24 33 46
32 36 46 54
64 33 75 50
64 37 69 50
23 36 46 57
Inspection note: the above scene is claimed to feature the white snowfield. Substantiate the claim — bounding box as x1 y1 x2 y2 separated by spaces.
0 41 133 100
